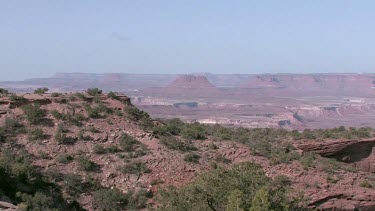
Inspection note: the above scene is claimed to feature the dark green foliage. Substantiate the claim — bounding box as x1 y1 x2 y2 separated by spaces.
86 88 103 96
28 128 45 141
93 144 107 154
54 125 76 144
56 154 73 164
119 133 143 152
62 174 84 198
9 94 26 101
292 126 373 140
156 162 297 211
360 180 373 188
51 109 86 126
124 106 154 129
152 118 184 137
0 88 9 95
92 188 128 211
21 103 46 124
299 152 316 169
183 152 200 163
0 148 72 210
34 87 49 94
75 92 86 99
51 92 60 97
107 91 120 100
1 117 25 136
76 156 97 171
181 122 207 140
78 130 92 141
85 104 112 118
121 161 151 174
160 136 197 151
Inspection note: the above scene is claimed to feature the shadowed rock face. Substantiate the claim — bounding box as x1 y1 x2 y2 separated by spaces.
296 139 375 172
167 75 216 89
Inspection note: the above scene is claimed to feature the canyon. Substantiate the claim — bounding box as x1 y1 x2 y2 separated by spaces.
2 73 375 129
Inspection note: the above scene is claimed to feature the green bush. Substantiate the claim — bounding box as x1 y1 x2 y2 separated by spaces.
28 128 45 141
56 154 73 164
160 136 197 152
51 92 60 97
21 103 46 124
184 153 200 163
92 188 128 211
2 117 25 135
9 94 26 101
76 156 97 171
360 180 373 188
107 91 120 100
93 144 107 154
34 87 48 94
119 133 142 152
181 123 207 140
62 174 84 198
156 162 298 211
121 161 151 174
0 88 9 95
86 88 103 96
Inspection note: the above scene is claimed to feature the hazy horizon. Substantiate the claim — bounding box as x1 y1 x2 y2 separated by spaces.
1 1 375 80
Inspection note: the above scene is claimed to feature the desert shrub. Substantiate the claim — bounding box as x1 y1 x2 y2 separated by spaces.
28 128 45 141
93 144 107 154
51 92 60 97
21 103 46 124
119 133 142 152
56 154 73 164
86 88 103 96
75 92 86 100
184 152 200 163
76 156 97 171
16 192 56 211
51 110 63 119
160 136 197 151
360 180 373 188
181 123 207 140
121 161 151 174
34 87 48 94
85 104 109 118
9 94 26 101
92 188 128 211
2 117 25 135
87 126 100 133
107 91 120 100
0 88 9 95
156 162 298 211
124 106 154 129
272 175 291 187
152 118 184 137
78 130 92 141
54 126 67 144
208 143 219 150
299 152 316 169
62 174 84 198
214 153 231 164
127 189 153 210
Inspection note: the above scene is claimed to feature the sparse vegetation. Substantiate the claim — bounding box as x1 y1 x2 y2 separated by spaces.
184 152 200 163
121 161 151 174
28 128 45 141
76 156 97 171
56 154 73 164
86 88 103 96
160 136 197 151
21 103 46 124
34 87 49 94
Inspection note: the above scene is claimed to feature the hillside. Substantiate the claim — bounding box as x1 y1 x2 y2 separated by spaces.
1 89 375 210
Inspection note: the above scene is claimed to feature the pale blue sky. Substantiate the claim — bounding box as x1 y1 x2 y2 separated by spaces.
1 1 375 80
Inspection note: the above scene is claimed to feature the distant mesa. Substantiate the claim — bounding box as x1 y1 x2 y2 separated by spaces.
167 75 216 89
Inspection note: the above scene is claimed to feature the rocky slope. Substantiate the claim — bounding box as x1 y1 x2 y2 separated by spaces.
1 91 375 210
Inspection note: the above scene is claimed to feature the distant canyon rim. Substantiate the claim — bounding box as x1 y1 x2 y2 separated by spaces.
2 72 375 129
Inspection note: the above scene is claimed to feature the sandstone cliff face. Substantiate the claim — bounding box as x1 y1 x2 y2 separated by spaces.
167 75 216 89
296 138 375 173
